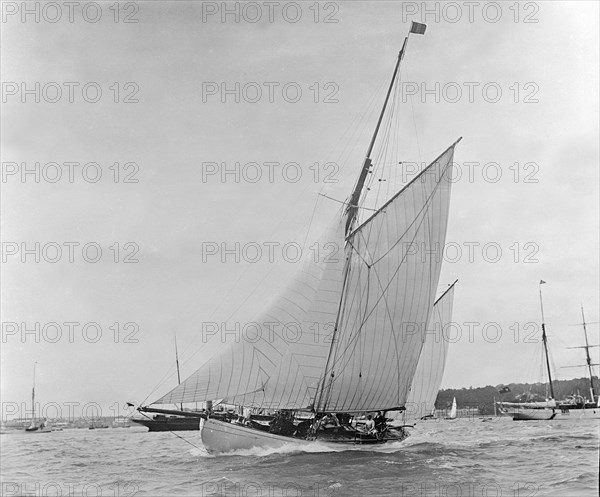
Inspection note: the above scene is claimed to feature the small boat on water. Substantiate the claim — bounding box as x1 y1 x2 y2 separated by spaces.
132 334 210 432
131 413 202 432
88 421 109 429
25 363 52 433
445 397 458 420
137 22 462 452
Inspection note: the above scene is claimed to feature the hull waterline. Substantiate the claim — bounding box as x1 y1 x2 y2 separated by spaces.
201 419 309 452
556 406 600 419
200 419 409 453
500 408 556 421
131 417 200 432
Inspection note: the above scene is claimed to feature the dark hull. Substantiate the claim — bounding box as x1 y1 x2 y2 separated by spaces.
131 417 200 432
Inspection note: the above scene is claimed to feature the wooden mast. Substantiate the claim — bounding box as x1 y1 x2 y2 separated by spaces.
539 282 555 399
580 306 596 403
174 334 183 411
345 34 412 235
31 362 37 426
316 25 425 413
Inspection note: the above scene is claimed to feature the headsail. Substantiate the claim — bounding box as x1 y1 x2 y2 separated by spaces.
317 141 458 412
153 215 347 409
403 282 455 423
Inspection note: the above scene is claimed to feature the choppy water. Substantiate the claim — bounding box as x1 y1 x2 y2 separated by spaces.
1 417 598 497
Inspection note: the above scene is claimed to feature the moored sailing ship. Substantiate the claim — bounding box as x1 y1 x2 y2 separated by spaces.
138 22 462 452
498 281 557 421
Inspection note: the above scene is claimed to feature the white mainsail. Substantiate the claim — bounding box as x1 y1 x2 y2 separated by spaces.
403 283 455 424
153 215 348 409
316 143 457 413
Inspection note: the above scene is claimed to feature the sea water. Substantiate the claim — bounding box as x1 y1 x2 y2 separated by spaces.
1 416 598 496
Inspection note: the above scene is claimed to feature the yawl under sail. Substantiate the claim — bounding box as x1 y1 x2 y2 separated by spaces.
140 22 462 452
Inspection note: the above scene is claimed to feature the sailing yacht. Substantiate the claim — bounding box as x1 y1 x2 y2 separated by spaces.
138 22 462 452
25 363 51 433
132 334 204 431
497 282 557 421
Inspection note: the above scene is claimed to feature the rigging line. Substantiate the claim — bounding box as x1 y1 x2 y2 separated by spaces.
170 147 379 402
302 193 322 253
368 212 431 410
332 76 389 167
368 135 449 259
358 53 403 220
339 266 372 412
366 74 400 213
387 71 403 209
382 70 404 205
348 139 459 242
403 60 422 163
137 411 203 451
331 194 437 369
365 241 410 407
315 247 354 413
318 193 380 212
422 154 438 344
143 64 400 407
366 77 398 217
369 160 449 266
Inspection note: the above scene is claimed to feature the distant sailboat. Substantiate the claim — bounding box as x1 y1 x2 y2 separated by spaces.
132 334 203 431
498 281 556 421
25 363 51 433
445 397 457 420
138 22 462 452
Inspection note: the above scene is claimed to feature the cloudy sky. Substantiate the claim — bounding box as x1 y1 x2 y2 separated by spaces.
1 1 598 419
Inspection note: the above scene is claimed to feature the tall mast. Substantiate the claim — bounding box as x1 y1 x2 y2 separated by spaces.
174 334 183 411
580 306 596 402
317 24 426 413
345 26 422 235
539 281 555 399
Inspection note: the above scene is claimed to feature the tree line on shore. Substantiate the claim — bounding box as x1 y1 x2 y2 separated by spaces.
435 376 597 415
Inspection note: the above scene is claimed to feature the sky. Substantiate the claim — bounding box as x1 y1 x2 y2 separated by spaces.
1 1 599 420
